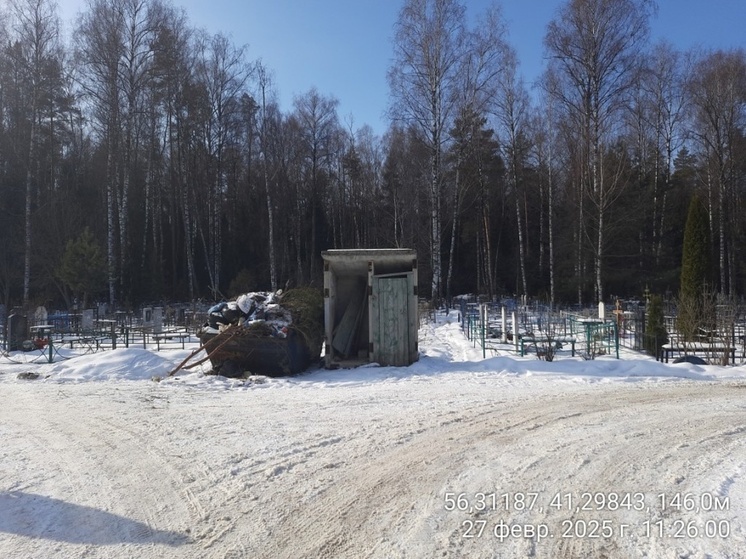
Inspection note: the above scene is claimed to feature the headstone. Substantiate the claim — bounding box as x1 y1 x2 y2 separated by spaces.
176 307 186 326
34 306 48 325
142 307 153 329
153 307 163 334
81 309 94 332
7 314 28 352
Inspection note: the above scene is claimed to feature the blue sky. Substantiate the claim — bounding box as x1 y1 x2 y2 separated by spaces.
58 0 746 136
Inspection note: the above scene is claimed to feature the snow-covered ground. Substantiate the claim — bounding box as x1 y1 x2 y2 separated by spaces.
1 313 745 558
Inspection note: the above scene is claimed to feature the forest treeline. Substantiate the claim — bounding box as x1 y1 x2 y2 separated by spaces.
0 0 744 311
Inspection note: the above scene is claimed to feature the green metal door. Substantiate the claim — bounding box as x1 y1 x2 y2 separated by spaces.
373 276 410 366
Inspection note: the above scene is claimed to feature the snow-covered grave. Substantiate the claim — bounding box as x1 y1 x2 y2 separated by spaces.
1 310 744 558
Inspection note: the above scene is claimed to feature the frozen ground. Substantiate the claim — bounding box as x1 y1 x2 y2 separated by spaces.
1 313 745 558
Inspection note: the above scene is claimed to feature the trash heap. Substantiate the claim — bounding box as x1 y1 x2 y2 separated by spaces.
239 290 293 338
203 288 323 344
198 287 325 377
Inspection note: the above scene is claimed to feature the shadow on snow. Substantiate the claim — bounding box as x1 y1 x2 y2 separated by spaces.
0 491 191 546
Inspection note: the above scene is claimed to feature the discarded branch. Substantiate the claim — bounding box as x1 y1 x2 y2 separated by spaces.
167 326 238 377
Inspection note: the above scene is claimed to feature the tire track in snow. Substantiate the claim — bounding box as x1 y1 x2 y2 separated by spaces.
2 375 744 558
0 384 192 558
246 381 745 559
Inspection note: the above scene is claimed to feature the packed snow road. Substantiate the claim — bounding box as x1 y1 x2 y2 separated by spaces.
1 319 744 558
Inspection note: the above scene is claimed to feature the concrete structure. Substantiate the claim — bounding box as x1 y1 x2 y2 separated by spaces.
322 249 418 368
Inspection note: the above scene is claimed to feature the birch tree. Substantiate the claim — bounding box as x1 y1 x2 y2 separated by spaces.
447 107 501 299
256 62 279 291
150 8 198 300
534 74 562 306
544 0 653 303
292 87 339 283
381 125 426 250
76 0 126 307
388 0 467 303
687 49 746 296
445 3 508 301
493 49 531 298
193 32 251 298
118 0 164 297
644 42 688 266
10 0 60 305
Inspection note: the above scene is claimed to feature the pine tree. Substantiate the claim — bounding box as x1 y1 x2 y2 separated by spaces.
57 228 107 309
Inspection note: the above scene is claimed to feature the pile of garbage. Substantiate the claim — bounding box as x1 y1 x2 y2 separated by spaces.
243 292 294 337
196 287 325 377
202 288 324 346
203 290 292 338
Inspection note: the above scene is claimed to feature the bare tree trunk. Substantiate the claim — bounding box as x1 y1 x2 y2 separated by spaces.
106 140 117 307
705 158 715 265
576 187 584 306
718 173 726 294
140 149 152 272
262 126 277 291
538 174 545 277
392 180 401 247
651 133 660 265
657 141 671 265
592 101 604 304
15 0 60 306
389 0 469 304
181 167 196 302
596 197 604 303
182 192 196 301
548 144 555 306
23 115 36 306
264 169 277 291
174 110 196 301
119 148 130 283
446 167 460 302
482 206 494 299
514 179 528 298
544 0 652 305
430 141 442 303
